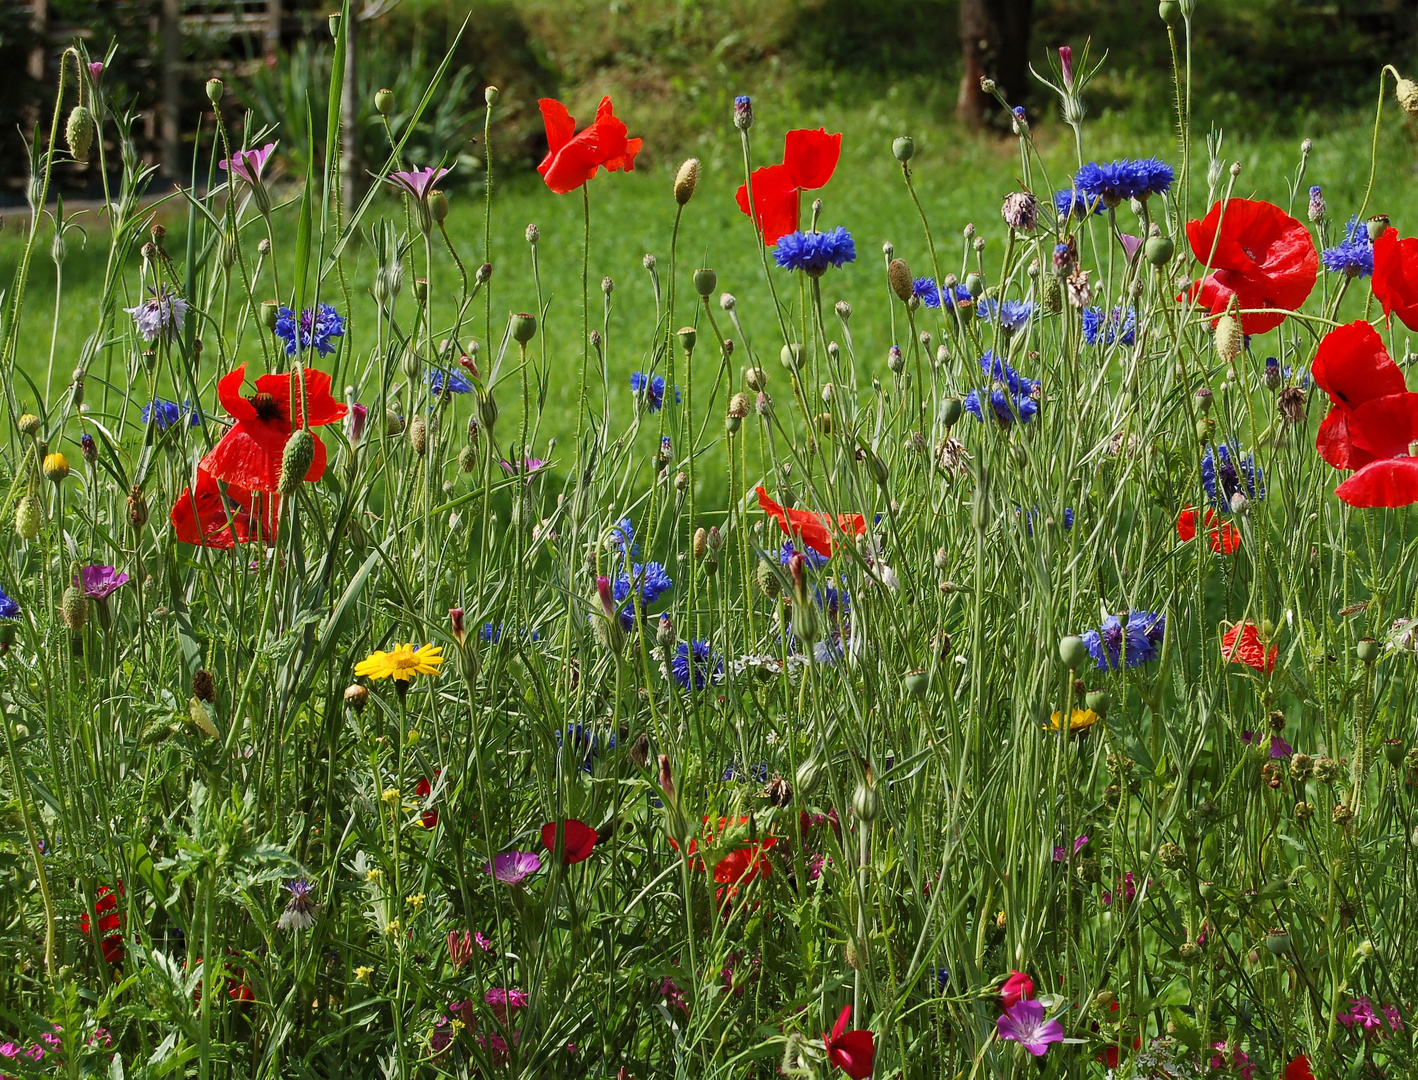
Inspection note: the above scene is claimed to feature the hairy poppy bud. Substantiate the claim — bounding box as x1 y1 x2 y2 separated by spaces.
1059 635 1090 669
1397 76 1418 116
693 527 708 559
1214 314 1243 363
754 558 780 599
279 429 316 495
780 342 803 372
60 584 88 631
15 496 40 540
66 104 95 161
478 390 498 434
887 258 913 302
408 416 428 458
458 445 477 473
674 157 699 205
429 190 449 224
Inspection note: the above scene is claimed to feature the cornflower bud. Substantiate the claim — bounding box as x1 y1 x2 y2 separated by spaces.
732 95 753 131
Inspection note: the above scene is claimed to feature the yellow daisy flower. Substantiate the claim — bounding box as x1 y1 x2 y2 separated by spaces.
1047 708 1100 733
355 642 444 682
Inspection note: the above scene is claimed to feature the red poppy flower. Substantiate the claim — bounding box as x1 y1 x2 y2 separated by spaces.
1000 969 1035 1009
823 1005 875 1080
1176 506 1241 554
735 128 842 245
1182 198 1317 335
536 96 642 195
711 842 775 885
1221 622 1276 673
757 486 865 558
1372 228 1418 331
200 364 346 493
540 818 597 865
171 468 279 548
1285 1055 1315 1080
415 770 440 829
79 882 125 964
1311 321 1409 471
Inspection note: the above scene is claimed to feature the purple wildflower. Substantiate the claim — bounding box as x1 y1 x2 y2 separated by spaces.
219 142 277 186
485 851 542 885
74 565 129 600
995 999 1064 1056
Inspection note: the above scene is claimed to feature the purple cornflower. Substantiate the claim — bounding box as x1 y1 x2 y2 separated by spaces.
274 303 346 357
1071 158 1174 207
428 368 472 395
142 398 201 429
1082 306 1136 347
75 565 129 600
1055 188 1102 219
1079 611 1165 671
963 351 1040 426
772 227 857 276
995 999 1065 1056
485 851 542 885
1308 185 1326 223
219 142 276 186
388 166 450 200
125 286 188 343
1202 442 1264 510
277 879 318 931
779 539 827 570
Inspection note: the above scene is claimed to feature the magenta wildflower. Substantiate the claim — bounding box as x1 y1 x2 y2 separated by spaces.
1052 834 1089 862
474 931 493 952
1058 45 1074 89
1269 734 1293 758
219 142 277 186
75 564 129 600
484 987 531 1024
499 457 546 475
88 61 104 80
995 999 1064 1056
1384 1004 1403 1031
485 850 542 885
388 166 450 200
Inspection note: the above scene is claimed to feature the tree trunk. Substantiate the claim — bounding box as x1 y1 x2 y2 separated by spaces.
161 0 181 178
957 0 1035 129
341 8 360 214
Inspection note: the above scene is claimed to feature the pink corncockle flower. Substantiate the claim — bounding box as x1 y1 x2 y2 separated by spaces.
220 142 277 186
474 931 493 952
807 852 827 880
1000 970 1035 1008
25 1043 43 1061
659 977 688 1015
75 564 129 600
485 851 542 885
388 166 450 200
1342 997 1383 1031
996 999 1064 1057
88 61 104 80
499 457 546 475
484 987 530 1025
1058 46 1073 90
346 402 367 447
1210 1041 1255 1079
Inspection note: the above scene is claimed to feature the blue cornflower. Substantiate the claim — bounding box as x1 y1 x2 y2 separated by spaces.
1320 215 1373 278
630 371 679 413
481 623 541 644
1018 506 1074 535
558 724 613 773
1079 611 1166 671
976 298 1035 331
608 517 637 555
0 583 18 620
772 227 857 276
141 398 201 429
1055 188 1102 219
1202 442 1264 510
912 276 973 310
1072 157 1174 207
672 639 722 692
963 351 1041 427
1081 306 1137 347
779 539 827 570
273 303 346 357
613 561 673 629
428 368 472 394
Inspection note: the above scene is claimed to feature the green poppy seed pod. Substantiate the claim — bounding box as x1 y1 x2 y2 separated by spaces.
1159 0 1180 23
1383 738 1405 766
1059 635 1090 669
429 190 449 224
705 553 720 577
66 104 94 161
965 272 985 298
278 429 316 495
892 136 915 162
780 342 804 372
261 300 280 330
1397 77 1418 116
1214 314 1243 363
511 312 537 344
1197 879 1216 900
852 774 883 823
887 258 913 302
725 414 742 434
940 397 963 427
15 495 41 540
189 697 219 738
478 390 498 434
673 157 700 205
795 755 825 798
1356 637 1379 664
1264 929 1292 956
458 445 477 473
205 78 224 104
374 87 395 115
693 267 717 297
18 413 40 437
1085 689 1109 718
60 585 89 631
1145 234 1175 267
409 415 428 458
904 669 930 699
678 326 697 353
384 411 405 437
485 86 500 106
413 277 428 302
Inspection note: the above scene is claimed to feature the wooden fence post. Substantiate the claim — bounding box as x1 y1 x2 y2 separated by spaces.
161 0 181 178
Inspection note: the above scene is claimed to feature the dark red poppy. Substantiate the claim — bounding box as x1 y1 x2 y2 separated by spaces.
416 770 441 829
79 882 125 964
1222 622 1276 673
200 363 346 493
1285 1055 1315 1080
1311 321 1408 471
1372 228 1418 331
757 486 865 558
536 97 642 195
823 1005 875 1080
735 128 842 245
1176 506 1241 554
540 818 597 865
171 468 278 548
1182 197 1317 335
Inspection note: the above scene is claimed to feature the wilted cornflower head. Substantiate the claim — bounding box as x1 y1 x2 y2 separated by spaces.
1079 610 1165 670
1202 442 1265 511
963 351 1041 426
772 227 857 276
1001 191 1037 231
977 298 1035 331
75 565 129 600
1321 215 1374 278
672 638 723 691
428 368 472 395
484 851 541 885
912 276 973 310
1081 306 1137 347
630 371 678 412
1055 188 1102 219
125 286 188 343
1072 157 1174 207
141 398 201 429
278 879 318 931
274 303 346 357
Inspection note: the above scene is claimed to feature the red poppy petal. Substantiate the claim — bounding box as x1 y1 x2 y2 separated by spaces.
537 97 576 154
1335 457 1418 508
1311 321 1405 409
735 164 800 245
1213 522 1242 554
200 421 287 492
828 1029 875 1080
1347 391 1418 458
783 128 841 191
1285 1055 1315 1080
1176 507 1198 541
1373 229 1418 331
172 472 237 548
218 365 257 421
1315 405 1376 471
1184 198 1316 334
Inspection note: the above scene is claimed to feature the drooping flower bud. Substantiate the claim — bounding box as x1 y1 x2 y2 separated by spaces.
60 583 89 631
408 415 428 457
66 104 95 161
1397 76 1418 115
